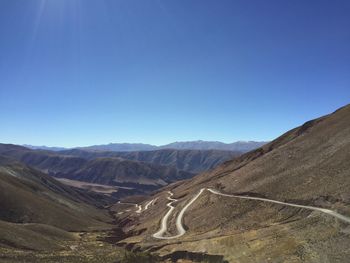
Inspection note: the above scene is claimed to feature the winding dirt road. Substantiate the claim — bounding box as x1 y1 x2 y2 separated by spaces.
152 192 179 239
145 198 157 210
118 197 157 215
153 188 350 240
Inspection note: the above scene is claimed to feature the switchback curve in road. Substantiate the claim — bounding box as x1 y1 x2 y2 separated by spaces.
153 188 350 240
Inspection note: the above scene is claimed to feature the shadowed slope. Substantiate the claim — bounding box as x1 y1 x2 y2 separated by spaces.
0 161 112 231
65 157 193 189
60 148 241 173
0 145 193 193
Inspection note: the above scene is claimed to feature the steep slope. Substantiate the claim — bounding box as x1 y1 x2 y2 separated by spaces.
0 145 88 175
0 145 193 194
60 148 240 173
0 161 112 231
60 157 193 190
121 104 350 262
0 220 76 251
0 159 141 262
176 105 350 200
112 149 240 173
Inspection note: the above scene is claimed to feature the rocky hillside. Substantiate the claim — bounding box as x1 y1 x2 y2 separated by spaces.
0 145 193 193
60 148 240 173
0 159 112 232
58 157 193 190
120 104 350 263
0 157 137 262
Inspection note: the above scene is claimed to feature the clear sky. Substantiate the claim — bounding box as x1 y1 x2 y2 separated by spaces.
0 0 349 147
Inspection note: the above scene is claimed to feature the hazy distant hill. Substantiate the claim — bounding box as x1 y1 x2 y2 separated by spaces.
60 148 240 173
26 140 266 152
160 140 267 152
0 144 193 193
65 157 192 190
23 144 67 151
78 143 158 152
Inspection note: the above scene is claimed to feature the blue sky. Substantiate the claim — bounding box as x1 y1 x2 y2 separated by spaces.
0 0 349 147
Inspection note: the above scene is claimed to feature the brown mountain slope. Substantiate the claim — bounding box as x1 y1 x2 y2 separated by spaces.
0 161 112 231
175 104 350 201
0 158 148 262
0 145 193 194
0 145 87 175
64 157 193 190
59 148 241 173
0 220 76 251
120 104 350 263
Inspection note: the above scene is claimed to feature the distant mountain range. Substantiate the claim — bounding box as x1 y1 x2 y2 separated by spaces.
159 140 267 152
0 143 243 195
24 140 267 153
59 148 241 173
2 105 350 262
23 144 67 151
0 144 194 195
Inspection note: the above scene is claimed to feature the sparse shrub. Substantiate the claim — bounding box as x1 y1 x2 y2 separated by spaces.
119 251 160 263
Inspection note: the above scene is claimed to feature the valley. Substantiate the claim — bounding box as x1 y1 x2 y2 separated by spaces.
0 140 252 262
2 1 349 262
1 105 350 262
114 104 350 262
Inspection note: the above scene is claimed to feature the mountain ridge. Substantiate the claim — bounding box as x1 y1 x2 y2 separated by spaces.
24 140 267 152
59 148 241 174
0 145 194 195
